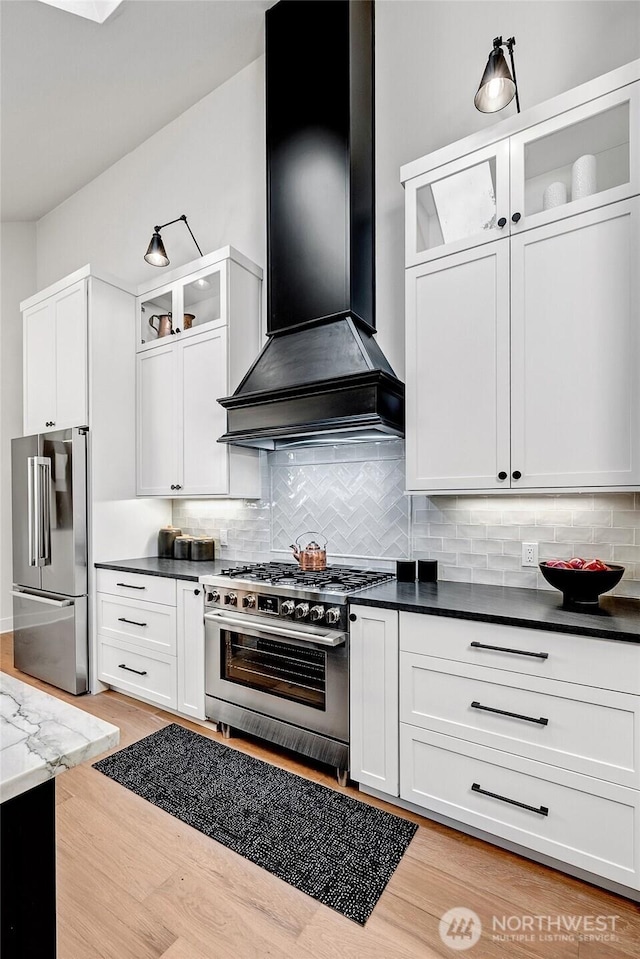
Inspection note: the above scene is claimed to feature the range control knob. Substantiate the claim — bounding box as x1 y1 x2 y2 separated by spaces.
294 602 310 620
309 605 325 622
242 594 256 609
325 607 341 625
281 600 295 617
206 590 220 604
224 592 237 606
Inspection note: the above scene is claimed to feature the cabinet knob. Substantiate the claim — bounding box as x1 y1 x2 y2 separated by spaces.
497 471 508 481
512 212 522 223
194 588 200 596
170 484 176 490
175 484 182 490
512 470 522 480
349 613 357 622
175 328 181 334
497 217 507 228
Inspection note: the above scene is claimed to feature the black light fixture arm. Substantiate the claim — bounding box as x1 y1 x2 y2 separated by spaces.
154 214 203 257
493 35 520 112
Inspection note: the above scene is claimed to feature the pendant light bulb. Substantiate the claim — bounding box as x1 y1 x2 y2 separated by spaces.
474 37 519 114
144 231 169 267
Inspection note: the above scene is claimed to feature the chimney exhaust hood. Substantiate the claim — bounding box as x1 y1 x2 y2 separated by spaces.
217 0 404 451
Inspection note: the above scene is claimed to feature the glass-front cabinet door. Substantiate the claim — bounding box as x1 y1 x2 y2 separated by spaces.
181 262 226 338
510 84 639 233
138 284 174 349
137 262 227 351
405 140 510 266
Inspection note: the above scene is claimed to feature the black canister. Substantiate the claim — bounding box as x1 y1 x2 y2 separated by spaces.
191 538 215 562
396 560 416 582
418 559 438 583
158 525 181 558
173 536 192 560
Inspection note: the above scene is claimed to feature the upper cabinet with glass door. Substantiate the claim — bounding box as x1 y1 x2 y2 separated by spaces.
510 84 639 234
402 62 639 266
138 248 239 351
405 141 510 267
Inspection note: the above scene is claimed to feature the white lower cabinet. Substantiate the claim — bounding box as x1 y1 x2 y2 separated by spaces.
400 653 640 787
176 581 205 719
399 725 640 890
354 605 640 895
349 604 399 795
99 638 177 710
97 572 204 720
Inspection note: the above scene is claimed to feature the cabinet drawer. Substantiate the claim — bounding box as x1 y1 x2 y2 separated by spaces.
97 593 176 655
400 612 640 694
99 638 176 710
400 725 640 890
400 653 640 787
96 569 176 606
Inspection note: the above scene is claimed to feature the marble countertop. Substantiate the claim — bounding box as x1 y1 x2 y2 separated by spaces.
351 581 640 643
0 674 120 803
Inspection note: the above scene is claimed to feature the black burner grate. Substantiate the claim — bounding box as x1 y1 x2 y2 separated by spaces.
219 562 393 593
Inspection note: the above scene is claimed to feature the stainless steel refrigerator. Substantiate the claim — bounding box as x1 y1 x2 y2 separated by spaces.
11 428 88 694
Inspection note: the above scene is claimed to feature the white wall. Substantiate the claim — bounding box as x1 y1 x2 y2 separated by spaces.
36 56 266 291
0 223 37 632
375 0 640 377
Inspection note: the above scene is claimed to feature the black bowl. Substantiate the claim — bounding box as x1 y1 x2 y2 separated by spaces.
539 562 625 608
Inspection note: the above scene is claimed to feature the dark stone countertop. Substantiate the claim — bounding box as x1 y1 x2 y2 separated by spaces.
95 559 640 643
349 580 640 644
95 557 231 582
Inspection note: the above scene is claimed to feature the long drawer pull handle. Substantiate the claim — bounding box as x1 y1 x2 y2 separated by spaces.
118 663 148 676
470 641 549 660
472 782 549 816
117 617 148 627
116 582 146 590
471 701 548 726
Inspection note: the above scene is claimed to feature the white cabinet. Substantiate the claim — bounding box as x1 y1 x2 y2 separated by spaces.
177 581 205 719
136 247 262 498
23 278 88 434
404 76 639 266
349 604 399 795
97 571 205 720
137 343 178 495
393 609 640 894
403 64 640 493
510 199 640 488
406 241 511 491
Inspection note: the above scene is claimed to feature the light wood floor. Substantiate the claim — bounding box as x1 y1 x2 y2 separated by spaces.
2 633 639 959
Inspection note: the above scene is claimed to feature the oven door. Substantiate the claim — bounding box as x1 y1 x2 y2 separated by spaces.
204 611 348 742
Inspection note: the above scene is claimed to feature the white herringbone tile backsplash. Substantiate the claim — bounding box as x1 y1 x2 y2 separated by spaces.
173 442 640 598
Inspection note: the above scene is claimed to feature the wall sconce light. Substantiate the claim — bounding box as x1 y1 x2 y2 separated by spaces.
144 214 203 267
474 36 520 114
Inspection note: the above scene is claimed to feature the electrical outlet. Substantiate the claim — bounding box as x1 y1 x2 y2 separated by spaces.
521 542 538 567
219 528 228 547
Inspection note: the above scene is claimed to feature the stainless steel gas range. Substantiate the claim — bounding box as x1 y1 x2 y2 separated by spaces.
202 562 393 782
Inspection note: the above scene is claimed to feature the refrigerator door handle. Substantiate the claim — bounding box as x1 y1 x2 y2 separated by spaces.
27 456 39 566
37 457 52 565
11 589 73 608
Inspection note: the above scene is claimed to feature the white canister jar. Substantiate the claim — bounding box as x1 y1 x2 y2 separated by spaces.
543 181 567 210
572 154 597 200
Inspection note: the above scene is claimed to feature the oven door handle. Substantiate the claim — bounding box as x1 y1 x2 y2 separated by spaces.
204 611 347 647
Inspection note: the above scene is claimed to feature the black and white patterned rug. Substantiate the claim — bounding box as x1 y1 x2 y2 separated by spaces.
93 723 417 924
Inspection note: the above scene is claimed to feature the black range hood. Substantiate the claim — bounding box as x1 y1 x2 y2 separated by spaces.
218 0 404 451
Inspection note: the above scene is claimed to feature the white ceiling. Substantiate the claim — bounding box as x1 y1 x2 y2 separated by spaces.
1 0 274 221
